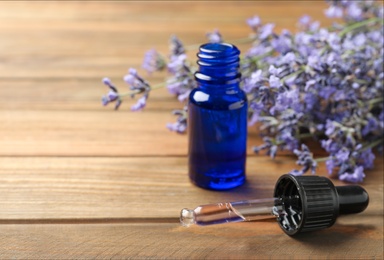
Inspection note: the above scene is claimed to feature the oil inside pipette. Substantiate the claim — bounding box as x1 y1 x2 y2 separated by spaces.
180 196 301 228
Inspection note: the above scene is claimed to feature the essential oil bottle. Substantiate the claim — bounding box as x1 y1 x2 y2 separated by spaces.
188 42 247 190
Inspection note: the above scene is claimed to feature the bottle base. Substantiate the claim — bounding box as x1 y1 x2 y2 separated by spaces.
189 174 246 191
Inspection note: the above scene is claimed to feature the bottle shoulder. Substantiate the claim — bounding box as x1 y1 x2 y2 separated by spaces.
189 87 247 110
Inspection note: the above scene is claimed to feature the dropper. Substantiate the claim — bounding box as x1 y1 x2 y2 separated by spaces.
180 174 369 236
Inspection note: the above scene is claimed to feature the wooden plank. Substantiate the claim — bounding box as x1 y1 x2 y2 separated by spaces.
0 109 271 156
0 78 185 111
0 1 330 79
0 219 382 259
0 156 382 220
0 110 186 156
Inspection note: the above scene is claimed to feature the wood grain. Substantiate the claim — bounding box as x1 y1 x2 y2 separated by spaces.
0 1 382 259
0 156 381 220
0 1 330 79
0 220 382 259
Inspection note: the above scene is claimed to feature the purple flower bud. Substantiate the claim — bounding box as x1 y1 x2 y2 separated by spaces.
359 149 375 169
326 159 336 174
170 35 185 57
298 15 311 26
131 96 147 111
321 139 341 154
362 117 379 136
327 32 341 50
333 90 346 101
346 3 363 21
107 90 119 102
123 74 135 85
129 68 137 76
283 74 297 88
367 31 382 43
324 5 343 18
166 81 183 95
206 29 222 43
325 120 336 136
268 65 277 76
282 52 296 64
101 78 120 108
305 79 316 91
269 145 278 159
101 95 109 106
353 33 366 47
244 70 264 93
335 148 350 163
167 122 187 133
309 21 320 31
247 16 261 29
352 82 359 89
102 77 112 86
271 35 292 54
102 77 119 93
177 90 191 102
167 107 188 133
289 169 304 176
167 54 186 74
142 49 165 73
339 166 365 183
259 23 275 40
248 102 264 126
269 75 281 89
291 144 317 175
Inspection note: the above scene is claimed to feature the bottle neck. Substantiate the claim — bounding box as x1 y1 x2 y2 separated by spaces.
195 43 241 89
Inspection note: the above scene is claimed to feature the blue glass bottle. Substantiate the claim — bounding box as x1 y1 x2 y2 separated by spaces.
188 42 247 190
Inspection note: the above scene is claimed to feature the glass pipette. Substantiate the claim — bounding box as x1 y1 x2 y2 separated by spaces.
181 196 300 227
180 174 369 236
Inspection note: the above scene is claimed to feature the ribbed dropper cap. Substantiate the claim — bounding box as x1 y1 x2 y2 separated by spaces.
274 174 369 236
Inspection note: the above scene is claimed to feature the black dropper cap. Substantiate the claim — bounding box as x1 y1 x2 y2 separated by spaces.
273 174 369 236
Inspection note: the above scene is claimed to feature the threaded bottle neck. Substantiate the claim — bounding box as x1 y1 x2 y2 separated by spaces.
195 43 241 86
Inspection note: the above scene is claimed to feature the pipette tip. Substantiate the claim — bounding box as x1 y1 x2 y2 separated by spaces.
180 208 195 227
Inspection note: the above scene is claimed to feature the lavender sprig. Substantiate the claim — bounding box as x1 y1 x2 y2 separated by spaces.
167 106 188 133
100 0 384 183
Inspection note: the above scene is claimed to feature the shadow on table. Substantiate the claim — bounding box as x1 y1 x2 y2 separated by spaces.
292 222 376 246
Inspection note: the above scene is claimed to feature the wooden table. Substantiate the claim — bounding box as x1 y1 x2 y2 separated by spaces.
0 2 382 259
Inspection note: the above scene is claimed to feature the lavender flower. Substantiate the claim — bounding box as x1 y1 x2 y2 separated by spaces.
324 5 343 18
124 69 146 89
206 29 223 43
268 75 281 89
259 23 275 40
142 49 166 73
247 16 261 31
335 148 350 163
359 148 375 169
167 106 188 133
253 137 278 159
247 0 383 182
123 68 151 111
271 30 293 54
101 77 122 110
243 69 264 93
166 37 197 102
289 144 318 176
298 15 311 27
339 166 365 183
100 0 384 183
169 35 185 58
131 96 147 111
347 3 364 21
